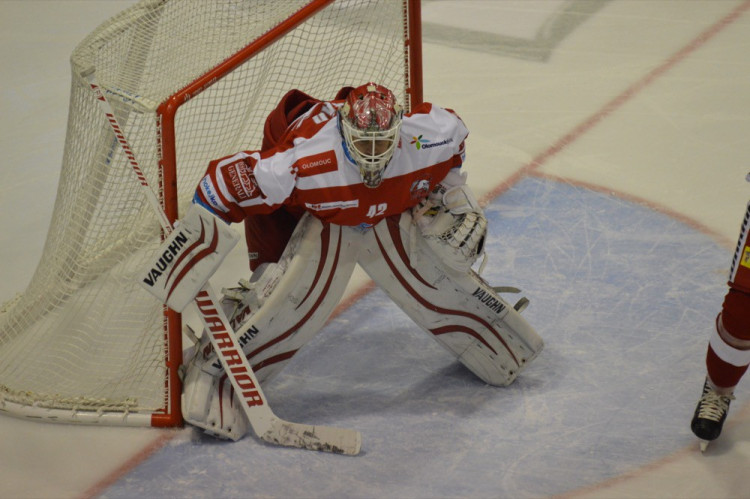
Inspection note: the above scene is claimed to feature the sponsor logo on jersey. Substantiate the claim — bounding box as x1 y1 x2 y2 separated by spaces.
293 150 338 177
423 137 454 149
411 135 454 151
227 160 260 202
410 135 430 150
200 178 222 211
304 199 359 211
472 287 506 314
410 178 432 200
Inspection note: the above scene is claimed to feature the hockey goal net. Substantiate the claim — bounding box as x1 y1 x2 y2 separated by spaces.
0 0 422 427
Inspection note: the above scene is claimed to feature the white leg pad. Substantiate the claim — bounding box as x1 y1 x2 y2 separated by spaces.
181 213 359 439
214 213 359 381
182 344 248 440
358 213 543 386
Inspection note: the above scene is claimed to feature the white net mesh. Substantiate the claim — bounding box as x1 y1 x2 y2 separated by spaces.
0 0 416 425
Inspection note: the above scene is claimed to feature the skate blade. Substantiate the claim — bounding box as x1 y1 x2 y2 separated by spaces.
699 440 709 453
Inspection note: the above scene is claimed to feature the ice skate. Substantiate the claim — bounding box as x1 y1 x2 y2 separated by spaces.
690 378 734 452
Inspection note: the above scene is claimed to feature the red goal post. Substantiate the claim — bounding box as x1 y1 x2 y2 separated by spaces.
0 0 422 427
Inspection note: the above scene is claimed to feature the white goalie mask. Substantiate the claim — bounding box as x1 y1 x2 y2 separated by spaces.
340 82 402 188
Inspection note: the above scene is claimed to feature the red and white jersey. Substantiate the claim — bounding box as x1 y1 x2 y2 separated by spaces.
195 101 468 228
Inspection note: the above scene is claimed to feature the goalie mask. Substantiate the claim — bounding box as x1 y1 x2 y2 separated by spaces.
340 82 402 188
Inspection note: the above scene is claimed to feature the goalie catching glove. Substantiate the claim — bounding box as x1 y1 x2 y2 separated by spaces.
414 169 487 273
139 203 240 312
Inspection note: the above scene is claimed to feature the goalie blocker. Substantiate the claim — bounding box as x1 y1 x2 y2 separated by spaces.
139 203 240 312
183 209 543 439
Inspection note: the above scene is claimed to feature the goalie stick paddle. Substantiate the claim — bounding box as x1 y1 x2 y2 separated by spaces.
84 67 361 455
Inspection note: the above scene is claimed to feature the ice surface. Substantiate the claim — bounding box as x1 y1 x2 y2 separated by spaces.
100 178 742 498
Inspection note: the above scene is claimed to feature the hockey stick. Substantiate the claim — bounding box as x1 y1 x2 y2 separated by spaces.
83 68 361 455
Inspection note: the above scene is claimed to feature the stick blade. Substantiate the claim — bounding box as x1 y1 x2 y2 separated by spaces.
261 419 362 455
